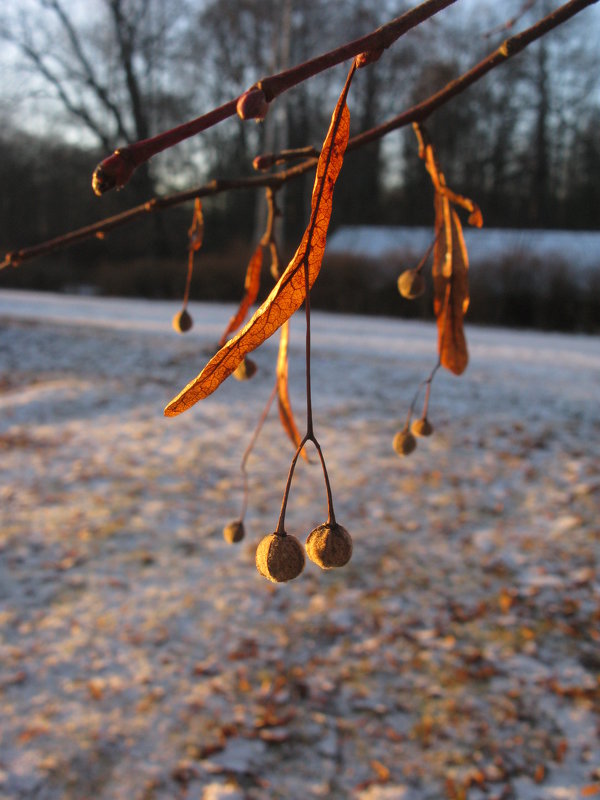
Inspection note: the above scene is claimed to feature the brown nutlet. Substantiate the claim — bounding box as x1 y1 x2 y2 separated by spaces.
306 523 353 570
256 532 305 583
393 429 417 457
223 520 245 544
411 417 434 437
172 308 193 333
397 269 425 300
233 357 257 381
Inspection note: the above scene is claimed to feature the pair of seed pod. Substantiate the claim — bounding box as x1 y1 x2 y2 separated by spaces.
256 523 353 583
393 417 434 457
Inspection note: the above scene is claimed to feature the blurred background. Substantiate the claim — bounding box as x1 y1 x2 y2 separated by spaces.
0 0 599 330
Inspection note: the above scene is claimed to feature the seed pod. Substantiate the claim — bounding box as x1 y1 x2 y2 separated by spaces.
393 428 417 457
172 308 193 333
306 523 353 570
397 269 425 300
223 519 245 544
411 417 434 437
233 357 257 381
256 532 305 583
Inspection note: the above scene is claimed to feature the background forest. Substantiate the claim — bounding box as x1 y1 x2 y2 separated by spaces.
0 0 599 327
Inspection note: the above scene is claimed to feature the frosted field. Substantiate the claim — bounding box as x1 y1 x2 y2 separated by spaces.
0 289 599 800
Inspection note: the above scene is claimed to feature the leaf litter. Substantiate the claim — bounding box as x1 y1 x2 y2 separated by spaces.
0 291 599 800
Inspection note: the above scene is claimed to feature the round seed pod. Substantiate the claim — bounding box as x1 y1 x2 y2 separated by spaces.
223 519 245 544
172 308 193 333
397 269 425 300
393 428 417 457
411 417 434 437
233 357 257 381
256 532 305 583
306 523 353 570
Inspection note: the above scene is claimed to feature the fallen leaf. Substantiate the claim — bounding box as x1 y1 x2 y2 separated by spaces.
582 785 600 797
165 63 355 416
371 759 391 782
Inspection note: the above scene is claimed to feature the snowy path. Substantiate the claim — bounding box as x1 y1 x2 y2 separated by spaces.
0 290 599 800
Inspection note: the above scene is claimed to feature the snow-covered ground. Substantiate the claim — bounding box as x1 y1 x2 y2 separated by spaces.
1 290 599 800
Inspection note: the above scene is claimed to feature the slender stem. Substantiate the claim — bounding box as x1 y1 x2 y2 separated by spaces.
421 361 440 420
408 358 441 423
239 382 277 521
312 437 337 526
3 0 595 271
304 256 313 438
414 234 437 275
182 249 194 308
275 433 310 535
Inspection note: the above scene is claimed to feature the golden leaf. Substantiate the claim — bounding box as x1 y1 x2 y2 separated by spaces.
277 321 307 460
165 65 354 417
219 245 263 346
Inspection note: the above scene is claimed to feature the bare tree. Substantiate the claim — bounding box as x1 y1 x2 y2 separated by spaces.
0 0 194 196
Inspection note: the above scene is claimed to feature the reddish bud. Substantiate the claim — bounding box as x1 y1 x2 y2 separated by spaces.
92 148 136 195
355 47 384 68
236 87 269 121
253 154 276 172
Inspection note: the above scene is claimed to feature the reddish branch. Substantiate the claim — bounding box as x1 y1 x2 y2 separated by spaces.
349 0 599 150
91 0 458 194
1 0 597 271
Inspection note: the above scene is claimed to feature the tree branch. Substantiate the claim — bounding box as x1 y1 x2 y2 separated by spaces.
349 0 599 150
16 41 114 151
2 0 597 271
91 0 458 194
41 0 131 142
